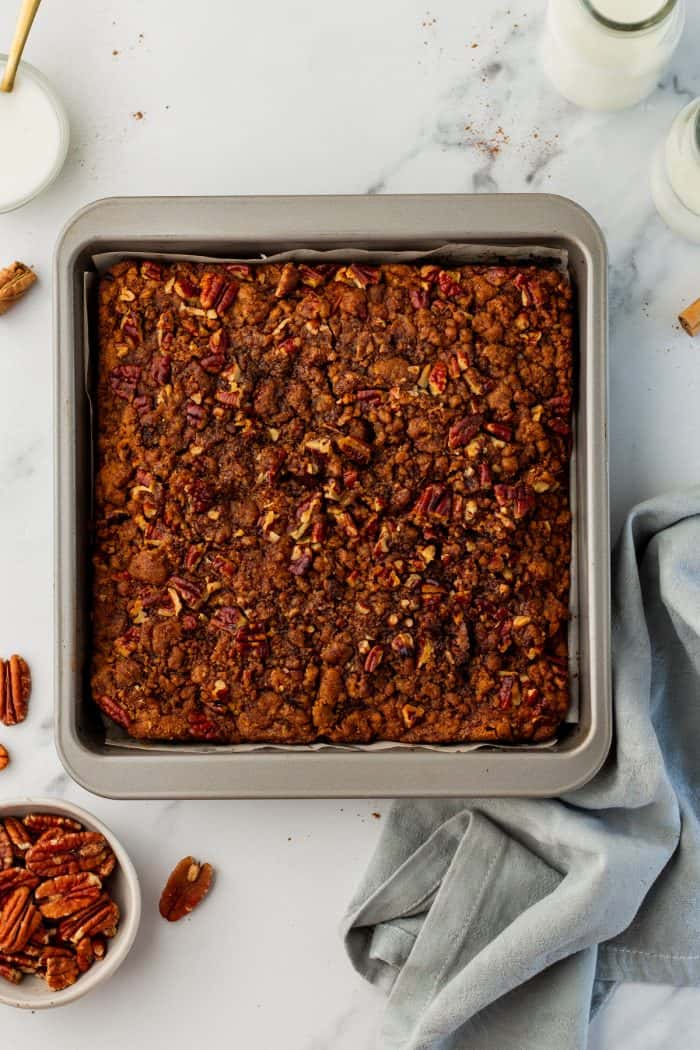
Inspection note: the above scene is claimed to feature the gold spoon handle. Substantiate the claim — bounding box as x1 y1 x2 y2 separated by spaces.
1 0 43 93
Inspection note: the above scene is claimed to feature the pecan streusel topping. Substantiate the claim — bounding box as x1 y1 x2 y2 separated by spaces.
92 259 573 744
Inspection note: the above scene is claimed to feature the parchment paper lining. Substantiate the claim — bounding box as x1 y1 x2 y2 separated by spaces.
86 243 578 754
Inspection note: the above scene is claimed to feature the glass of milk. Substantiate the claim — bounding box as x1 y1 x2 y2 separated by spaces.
651 98 700 242
0 54 69 213
541 0 685 111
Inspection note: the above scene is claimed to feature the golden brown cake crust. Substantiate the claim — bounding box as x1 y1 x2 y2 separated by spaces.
91 259 573 744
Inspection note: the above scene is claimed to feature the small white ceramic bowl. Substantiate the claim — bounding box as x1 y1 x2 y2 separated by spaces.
0 798 141 1009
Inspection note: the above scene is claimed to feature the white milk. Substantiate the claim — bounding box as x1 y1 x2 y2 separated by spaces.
591 0 673 20
0 59 66 212
651 98 700 243
540 0 685 111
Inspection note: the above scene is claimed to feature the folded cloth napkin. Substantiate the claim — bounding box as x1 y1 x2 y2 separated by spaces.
342 489 700 1050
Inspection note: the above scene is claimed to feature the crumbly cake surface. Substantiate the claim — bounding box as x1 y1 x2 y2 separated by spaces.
91 258 573 744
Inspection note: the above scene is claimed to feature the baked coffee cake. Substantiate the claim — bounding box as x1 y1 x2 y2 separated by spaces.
91 259 573 744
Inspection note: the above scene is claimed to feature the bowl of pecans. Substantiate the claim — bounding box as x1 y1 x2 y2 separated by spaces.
0 798 141 1008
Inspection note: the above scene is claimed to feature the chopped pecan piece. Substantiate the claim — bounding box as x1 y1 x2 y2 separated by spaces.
483 421 512 442
346 263 380 288
298 264 326 288
168 575 204 607
225 264 252 281
0 655 31 727
109 365 141 401
401 704 424 728
141 260 162 282
274 263 298 298
437 270 461 298
391 632 414 657
410 287 429 309
289 548 313 577
363 645 384 673
159 857 214 922
173 276 198 300
151 353 172 385
448 414 483 449
210 605 247 633
428 361 448 395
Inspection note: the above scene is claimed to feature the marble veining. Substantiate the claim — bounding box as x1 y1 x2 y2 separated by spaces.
0 0 699 1046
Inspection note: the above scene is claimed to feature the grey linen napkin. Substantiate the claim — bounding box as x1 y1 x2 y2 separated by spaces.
342 489 700 1050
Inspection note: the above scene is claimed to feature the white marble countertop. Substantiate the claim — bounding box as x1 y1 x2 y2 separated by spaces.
1 0 699 1046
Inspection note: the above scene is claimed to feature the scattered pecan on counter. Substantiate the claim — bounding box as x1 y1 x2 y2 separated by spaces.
159 856 214 922
0 655 31 727
0 745 8 772
0 813 121 990
0 262 37 317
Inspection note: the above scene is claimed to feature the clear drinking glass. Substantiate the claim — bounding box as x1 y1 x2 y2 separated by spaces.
540 0 685 110
651 99 700 243
0 55 70 213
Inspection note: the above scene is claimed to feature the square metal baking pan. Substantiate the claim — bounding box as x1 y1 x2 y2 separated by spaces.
54 194 611 799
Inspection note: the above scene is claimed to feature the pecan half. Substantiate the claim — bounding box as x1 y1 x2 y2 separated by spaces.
159 856 214 922
200 272 227 310
97 695 131 730
0 745 8 772
0 887 41 952
0 868 40 901
29 925 51 947
25 832 116 879
0 826 12 870
0 261 37 316
23 813 83 835
58 894 120 944
0 655 31 726
35 873 103 920
75 936 95 973
0 949 41 974
0 961 22 984
92 935 107 960
3 817 32 856
43 949 80 991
